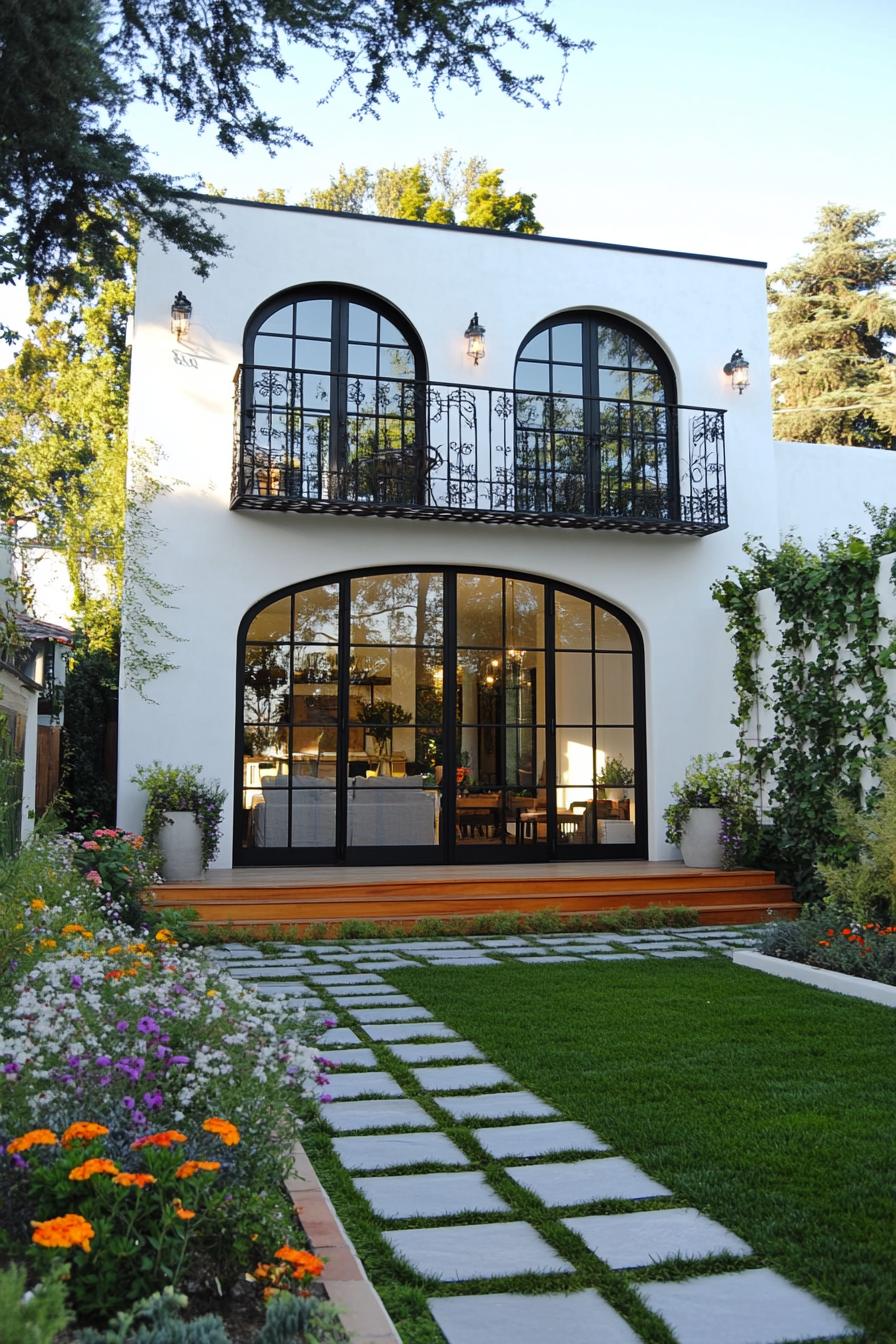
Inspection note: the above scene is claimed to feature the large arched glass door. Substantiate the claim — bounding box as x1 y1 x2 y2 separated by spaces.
236 568 645 865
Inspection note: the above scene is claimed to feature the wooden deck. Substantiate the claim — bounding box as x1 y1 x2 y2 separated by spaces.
152 861 797 930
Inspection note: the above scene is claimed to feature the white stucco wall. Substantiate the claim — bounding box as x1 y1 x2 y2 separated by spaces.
775 440 896 546
119 201 785 865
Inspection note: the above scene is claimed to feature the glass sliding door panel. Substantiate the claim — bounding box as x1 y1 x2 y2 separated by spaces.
351 573 443 646
457 573 503 646
595 653 634 724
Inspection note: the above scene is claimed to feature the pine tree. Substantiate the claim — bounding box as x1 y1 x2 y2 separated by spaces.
768 205 896 448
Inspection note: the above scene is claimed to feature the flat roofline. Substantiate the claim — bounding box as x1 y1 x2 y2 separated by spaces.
181 191 767 271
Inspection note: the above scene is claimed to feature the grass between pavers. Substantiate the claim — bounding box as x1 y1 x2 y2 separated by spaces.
370 957 894 1344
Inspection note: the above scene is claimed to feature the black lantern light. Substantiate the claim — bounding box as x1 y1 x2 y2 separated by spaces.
465 312 486 365
170 291 193 341
723 348 750 394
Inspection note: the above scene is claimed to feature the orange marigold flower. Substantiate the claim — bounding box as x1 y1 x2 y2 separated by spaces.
69 1158 119 1181
113 1172 156 1188
253 1263 271 1280
61 924 93 939
275 1246 325 1276
175 1160 222 1178
175 1207 196 1220
7 1128 58 1154
131 1129 188 1151
31 1214 94 1253
262 1287 279 1302
817 939 831 947
202 1117 240 1146
154 929 177 943
62 1122 109 1147
31 899 47 911
39 939 57 949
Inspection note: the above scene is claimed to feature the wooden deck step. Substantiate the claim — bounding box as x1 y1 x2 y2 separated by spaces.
153 863 797 931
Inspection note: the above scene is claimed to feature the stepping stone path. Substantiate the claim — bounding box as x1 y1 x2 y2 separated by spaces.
211 928 858 1344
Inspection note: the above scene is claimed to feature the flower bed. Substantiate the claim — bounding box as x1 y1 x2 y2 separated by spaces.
757 908 896 986
0 831 335 1340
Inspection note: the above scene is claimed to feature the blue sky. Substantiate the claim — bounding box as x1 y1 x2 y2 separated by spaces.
2 0 894 339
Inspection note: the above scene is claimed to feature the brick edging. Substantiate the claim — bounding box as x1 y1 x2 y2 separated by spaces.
287 1140 402 1344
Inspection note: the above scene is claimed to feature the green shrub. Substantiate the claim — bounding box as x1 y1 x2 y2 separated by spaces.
817 752 896 923
0 1263 70 1344
666 905 701 927
409 916 449 938
522 907 564 933
337 919 380 940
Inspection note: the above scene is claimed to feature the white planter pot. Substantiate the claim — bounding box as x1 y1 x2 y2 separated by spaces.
680 807 724 868
158 810 203 881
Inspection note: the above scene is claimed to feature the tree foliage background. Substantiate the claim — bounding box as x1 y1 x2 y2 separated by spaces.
769 205 896 448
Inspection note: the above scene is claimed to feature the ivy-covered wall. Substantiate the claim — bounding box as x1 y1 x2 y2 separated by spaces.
713 510 896 899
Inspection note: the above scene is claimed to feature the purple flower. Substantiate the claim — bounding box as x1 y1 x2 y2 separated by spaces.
95 1055 112 1067
319 1093 333 1104
132 1110 146 1127
70 974 83 989
10 1153 28 1170
115 1020 129 1033
136 1016 160 1036
143 1089 164 1110
169 1055 190 1066
122 1095 136 1110
3 1062 20 1075
98 1074 112 1087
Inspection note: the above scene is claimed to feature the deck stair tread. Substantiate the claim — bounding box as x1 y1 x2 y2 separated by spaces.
153 864 796 930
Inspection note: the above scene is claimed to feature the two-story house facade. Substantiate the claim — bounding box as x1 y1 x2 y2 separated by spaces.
117 197 893 872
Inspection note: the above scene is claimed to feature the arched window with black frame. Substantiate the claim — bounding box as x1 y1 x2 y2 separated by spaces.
514 312 678 521
241 285 427 507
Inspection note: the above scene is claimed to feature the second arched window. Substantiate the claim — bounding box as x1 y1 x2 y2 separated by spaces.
515 312 678 520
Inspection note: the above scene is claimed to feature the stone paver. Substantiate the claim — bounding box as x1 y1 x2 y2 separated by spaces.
320 1071 404 1100
355 1170 509 1219
518 955 583 964
412 1063 513 1092
564 1207 752 1268
316 1047 379 1068
330 994 415 1008
349 1006 434 1023
385 1221 573 1280
365 1022 458 1042
579 952 644 961
650 950 708 959
474 1121 609 1160
333 1131 470 1172
428 1291 641 1344
423 956 499 966
506 1156 671 1205
637 1268 858 1344
387 1041 485 1064
323 1099 437 1133
326 982 401 996
434 1091 557 1121
317 1027 362 1046
302 971 385 984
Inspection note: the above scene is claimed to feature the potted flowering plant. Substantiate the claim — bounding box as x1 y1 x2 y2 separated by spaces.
132 763 226 880
663 753 754 869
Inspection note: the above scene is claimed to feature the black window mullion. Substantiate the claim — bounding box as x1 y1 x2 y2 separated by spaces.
545 584 558 856
331 299 349 481
443 573 457 859
336 577 351 860
582 319 599 513
286 593 294 850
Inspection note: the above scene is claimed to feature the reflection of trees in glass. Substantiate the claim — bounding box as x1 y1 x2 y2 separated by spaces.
243 646 288 721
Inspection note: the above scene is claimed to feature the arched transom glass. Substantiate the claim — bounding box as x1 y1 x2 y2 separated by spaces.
514 313 677 520
237 569 644 864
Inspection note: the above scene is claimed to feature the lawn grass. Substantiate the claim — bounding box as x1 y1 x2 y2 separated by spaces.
376 957 896 1343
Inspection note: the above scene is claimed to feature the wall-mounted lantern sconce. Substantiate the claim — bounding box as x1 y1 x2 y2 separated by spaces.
170 291 193 341
723 348 750 394
465 312 486 365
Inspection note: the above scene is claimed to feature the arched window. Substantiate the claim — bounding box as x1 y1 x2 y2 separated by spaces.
241 286 426 506
236 567 645 865
515 312 677 520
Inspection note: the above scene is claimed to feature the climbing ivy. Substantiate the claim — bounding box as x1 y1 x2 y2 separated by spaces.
712 507 896 899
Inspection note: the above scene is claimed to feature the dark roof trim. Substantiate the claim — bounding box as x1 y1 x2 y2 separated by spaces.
0 657 41 693
181 191 767 271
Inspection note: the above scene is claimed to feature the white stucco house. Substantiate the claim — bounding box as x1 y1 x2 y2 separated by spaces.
117 197 896 871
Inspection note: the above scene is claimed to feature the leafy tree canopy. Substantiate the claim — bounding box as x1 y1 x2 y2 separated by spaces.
0 0 586 294
297 153 541 231
769 205 896 448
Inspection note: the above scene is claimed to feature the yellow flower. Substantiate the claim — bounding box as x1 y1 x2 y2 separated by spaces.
40 938 57 949
206 989 219 998
69 1158 119 1181
31 899 46 911
62 1122 109 1147
7 1129 58 1154
31 1214 94 1253
154 929 177 944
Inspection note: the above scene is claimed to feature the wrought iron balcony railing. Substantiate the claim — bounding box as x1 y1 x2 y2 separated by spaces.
231 366 728 534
